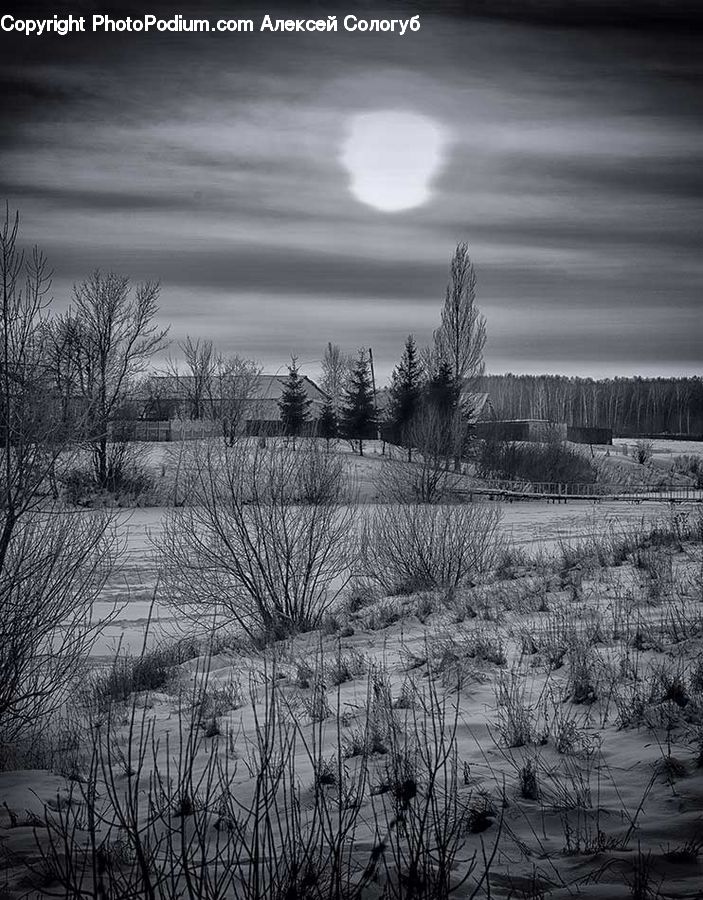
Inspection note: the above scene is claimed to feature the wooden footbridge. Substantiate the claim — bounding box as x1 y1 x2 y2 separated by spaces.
461 480 703 503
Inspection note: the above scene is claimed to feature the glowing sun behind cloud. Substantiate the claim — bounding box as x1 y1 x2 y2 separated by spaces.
341 111 445 212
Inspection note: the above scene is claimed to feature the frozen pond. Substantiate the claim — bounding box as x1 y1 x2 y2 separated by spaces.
91 500 678 659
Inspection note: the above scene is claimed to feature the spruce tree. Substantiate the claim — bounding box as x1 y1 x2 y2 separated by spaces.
340 349 377 457
424 358 461 463
387 334 422 461
278 356 311 445
317 399 338 449
426 358 457 417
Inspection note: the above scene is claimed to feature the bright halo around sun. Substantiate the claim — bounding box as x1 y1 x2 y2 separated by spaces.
341 111 445 212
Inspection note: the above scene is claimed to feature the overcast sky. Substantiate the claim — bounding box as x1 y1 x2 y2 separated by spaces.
1 0 701 382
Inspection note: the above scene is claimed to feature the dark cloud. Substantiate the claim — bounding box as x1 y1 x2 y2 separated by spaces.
430 0 703 32
0 1 701 380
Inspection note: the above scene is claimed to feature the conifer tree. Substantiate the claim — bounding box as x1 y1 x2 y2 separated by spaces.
387 334 422 461
340 349 377 457
424 358 462 464
278 356 311 446
426 358 457 418
317 399 338 450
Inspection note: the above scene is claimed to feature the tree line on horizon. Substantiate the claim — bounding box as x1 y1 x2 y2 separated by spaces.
479 373 703 437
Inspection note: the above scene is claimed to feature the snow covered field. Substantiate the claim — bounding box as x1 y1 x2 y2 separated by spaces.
2 499 702 898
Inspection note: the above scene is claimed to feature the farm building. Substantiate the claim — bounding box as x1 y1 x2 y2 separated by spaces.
118 373 329 439
474 418 612 445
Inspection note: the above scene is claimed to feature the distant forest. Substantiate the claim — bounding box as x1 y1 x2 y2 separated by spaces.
478 375 703 437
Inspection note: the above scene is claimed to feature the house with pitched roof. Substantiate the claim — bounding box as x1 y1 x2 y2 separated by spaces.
138 372 329 436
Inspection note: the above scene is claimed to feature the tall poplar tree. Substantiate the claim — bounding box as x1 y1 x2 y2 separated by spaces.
432 243 486 469
433 242 486 389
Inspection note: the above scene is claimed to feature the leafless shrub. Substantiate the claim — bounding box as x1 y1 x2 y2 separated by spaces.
477 437 596 484
361 501 503 595
295 439 350 503
377 404 466 504
377 455 459 506
159 439 357 642
60 441 156 507
632 440 654 465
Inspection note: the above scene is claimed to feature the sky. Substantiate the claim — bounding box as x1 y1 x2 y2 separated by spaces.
1 0 701 383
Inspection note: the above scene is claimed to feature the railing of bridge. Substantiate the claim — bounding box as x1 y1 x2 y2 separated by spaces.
466 480 702 501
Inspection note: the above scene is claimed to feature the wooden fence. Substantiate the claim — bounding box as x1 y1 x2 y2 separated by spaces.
169 419 221 441
111 419 221 442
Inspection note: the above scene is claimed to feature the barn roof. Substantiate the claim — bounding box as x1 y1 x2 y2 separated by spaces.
147 373 328 405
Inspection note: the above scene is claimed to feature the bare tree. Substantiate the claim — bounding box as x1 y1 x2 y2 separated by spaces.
0 208 118 748
433 242 486 391
1 206 62 565
61 271 169 487
46 311 86 440
141 371 178 420
320 341 351 411
167 335 216 420
213 354 262 443
432 243 486 471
